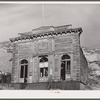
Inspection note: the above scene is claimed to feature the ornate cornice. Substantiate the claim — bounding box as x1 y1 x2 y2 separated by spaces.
10 27 83 42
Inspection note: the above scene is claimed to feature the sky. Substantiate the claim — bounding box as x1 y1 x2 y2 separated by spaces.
0 3 100 49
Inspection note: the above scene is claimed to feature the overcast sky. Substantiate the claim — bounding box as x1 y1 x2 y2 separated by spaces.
0 3 100 49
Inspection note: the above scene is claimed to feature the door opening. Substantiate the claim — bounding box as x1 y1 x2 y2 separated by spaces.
61 54 71 80
20 59 28 83
61 61 66 80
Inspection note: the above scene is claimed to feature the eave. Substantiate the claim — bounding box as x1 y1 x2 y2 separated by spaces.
10 27 83 42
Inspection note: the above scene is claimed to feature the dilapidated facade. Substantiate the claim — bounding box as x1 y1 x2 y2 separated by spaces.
10 25 88 90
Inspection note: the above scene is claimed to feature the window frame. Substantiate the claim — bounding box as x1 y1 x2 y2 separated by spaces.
39 56 48 79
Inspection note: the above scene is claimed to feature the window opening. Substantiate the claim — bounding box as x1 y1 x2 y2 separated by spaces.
20 59 28 83
61 54 71 80
39 55 48 81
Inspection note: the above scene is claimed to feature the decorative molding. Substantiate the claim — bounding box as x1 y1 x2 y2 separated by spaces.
10 27 82 42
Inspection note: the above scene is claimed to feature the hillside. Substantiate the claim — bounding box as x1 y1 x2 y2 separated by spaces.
82 47 100 89
0 41 12 73
83 47 100 76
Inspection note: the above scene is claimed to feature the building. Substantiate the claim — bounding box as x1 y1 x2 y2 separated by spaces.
10 25 88 90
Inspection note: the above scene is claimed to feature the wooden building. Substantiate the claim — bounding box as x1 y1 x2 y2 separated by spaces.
10 25 88 90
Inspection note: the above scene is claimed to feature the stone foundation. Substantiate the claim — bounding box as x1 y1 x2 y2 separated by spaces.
13 81 86 90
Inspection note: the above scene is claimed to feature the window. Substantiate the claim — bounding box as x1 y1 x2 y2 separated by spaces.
20 65 24 78
39 56 48 78
61 54 71 80
66 61 70 74
20 59 28 79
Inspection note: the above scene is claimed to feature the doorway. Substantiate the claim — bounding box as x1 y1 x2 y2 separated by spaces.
39 55 48 82
61 61 66 80
61 54 71 80
20 59 28 83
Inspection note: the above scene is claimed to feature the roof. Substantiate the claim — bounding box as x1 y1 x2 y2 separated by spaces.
18 31 32 36
32 26 55 34
10 25 83 42
32 26 54 31
19 25 72 36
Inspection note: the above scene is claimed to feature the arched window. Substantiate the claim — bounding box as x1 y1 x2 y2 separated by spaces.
20 59 28 83
61 54 71 80
21 59 28 64
39 55 48 78
62 55 70 60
